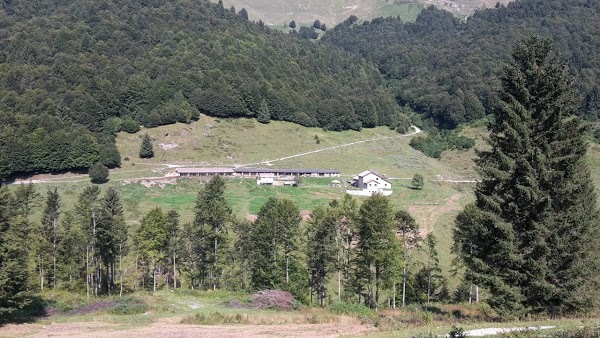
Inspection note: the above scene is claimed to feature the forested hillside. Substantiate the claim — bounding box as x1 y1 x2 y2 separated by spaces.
0 0 408 179
322 0 600 128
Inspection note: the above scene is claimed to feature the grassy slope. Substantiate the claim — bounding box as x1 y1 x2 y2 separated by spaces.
16 118 600 295
8 119 600 336
211 0 513 27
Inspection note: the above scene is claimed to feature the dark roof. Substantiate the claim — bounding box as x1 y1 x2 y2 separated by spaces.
233 168 339 174
176 167 234 174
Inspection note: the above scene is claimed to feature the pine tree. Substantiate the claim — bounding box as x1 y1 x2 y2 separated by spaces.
394 210 421 307
415 233 446 304
139 133 154 159
75 185 101 297
96 188 125 295
0 185 30 318
256 99 271 124
328 194 358 302
89 162 109 184
411 174 424 190
166 210 179 289
136 208 168 292
306 207 337 306
249 197 304 295
454 37 600 316
192 175 232 289
355 194 397 310
40 188 61 290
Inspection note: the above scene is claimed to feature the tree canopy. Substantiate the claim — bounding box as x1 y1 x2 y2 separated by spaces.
0 0 408 179
322 0 600 129
453 37 600 317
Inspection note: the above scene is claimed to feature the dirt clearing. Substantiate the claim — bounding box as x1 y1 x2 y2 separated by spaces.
0 317 373 337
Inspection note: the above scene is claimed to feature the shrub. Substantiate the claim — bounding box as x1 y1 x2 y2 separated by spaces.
409 131 475 158
180 312 249 325
411 173 424 190
410 134 446 158
108 297 149 315
251 290 295 310
449 326 466 338
89 162 109 184
329 301 373 317
121 117 140 133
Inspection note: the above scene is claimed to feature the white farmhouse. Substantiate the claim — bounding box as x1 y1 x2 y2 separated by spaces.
347 170 393 196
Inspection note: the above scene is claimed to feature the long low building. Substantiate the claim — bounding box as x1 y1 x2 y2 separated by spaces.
176 167 340 178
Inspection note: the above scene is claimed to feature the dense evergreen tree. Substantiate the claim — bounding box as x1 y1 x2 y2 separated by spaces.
96 188 125 295
136 208 169 292
74 185 101 297
328 194 358 302
393 210 421 307
0 185 29 318
415 233 447 304
191 175 232 290
355 194 398 310
306 207 337 306
166 210 180 289
411 174 424 190
88 162 109 184
248 197 304 297
454 37 600 316
40 188 61 290
139 134 154 159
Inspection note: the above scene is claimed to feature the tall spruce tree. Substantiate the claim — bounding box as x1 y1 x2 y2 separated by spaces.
96 188 125 295
139 133 154 159
454 37 600 316
40 188 61 290
192 175 232 290
306 207 337 306
355 194 397 311
0 185 29 318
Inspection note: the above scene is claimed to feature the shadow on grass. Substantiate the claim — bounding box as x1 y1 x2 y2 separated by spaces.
0 295 48 326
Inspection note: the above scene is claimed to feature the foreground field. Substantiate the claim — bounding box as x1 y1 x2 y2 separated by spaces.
1 290 597 338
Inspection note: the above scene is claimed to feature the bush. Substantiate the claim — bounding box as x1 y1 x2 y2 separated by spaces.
180 312 249 325
251 290 295 310
89 162 109 184
411 173 424 190
449 326 466 338
410 134 446 158
108 297 149 315
409 131 475 158
121 117 140 133
329 301 373 317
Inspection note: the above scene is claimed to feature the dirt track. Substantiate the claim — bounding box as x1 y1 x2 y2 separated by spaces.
0 317 374 338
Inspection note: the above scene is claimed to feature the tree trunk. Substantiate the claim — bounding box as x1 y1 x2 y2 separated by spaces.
402 263 407 307
375 265 380 312
153 263 156 292
393 283 396 309
335 229 341 301
173 250 177 289
285 256 289 284
119 244 123 297
86 247 90 298
39 255 44 291
214 237 218 290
